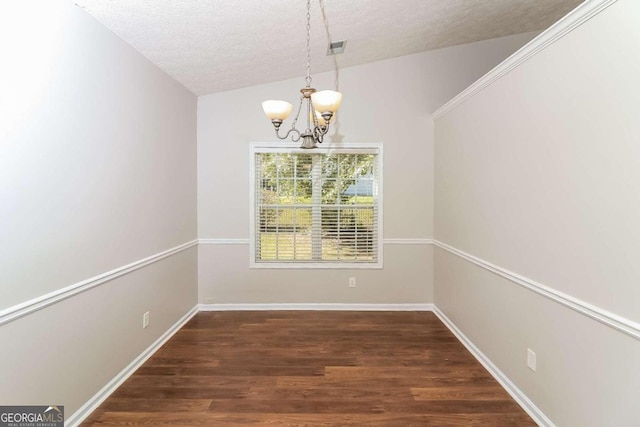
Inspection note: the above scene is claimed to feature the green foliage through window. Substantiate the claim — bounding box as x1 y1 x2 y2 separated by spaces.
254 150 380 264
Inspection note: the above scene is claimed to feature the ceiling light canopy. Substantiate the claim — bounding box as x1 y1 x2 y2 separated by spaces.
262 0 342 149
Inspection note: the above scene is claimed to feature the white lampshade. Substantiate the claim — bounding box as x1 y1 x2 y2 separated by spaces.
311 90 342 113
262 100 293 120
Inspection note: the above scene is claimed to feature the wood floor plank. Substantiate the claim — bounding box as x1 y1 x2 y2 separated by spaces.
411 385 509 401
275 375 498 389
99 398 213 412
85 411 535 426
80 311 535 426
111 385 249 400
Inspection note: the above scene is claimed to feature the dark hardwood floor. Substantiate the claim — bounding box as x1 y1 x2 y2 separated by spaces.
81 311 535 426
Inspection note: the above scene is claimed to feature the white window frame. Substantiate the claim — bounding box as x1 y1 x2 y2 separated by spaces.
249 141 383 269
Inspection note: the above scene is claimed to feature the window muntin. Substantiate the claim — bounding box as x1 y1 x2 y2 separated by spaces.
250 143 382 268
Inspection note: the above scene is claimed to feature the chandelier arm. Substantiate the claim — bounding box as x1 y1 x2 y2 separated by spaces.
309 96 327 144
309 97 319 129
313 123 329 141
306 93 313 130
290 95 305 131
275 127 301 142
318 124 330 136
312 127 323 144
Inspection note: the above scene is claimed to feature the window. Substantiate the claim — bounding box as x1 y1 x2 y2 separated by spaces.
250 142 382 268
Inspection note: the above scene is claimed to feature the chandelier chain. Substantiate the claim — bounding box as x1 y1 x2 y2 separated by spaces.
305 0 312 87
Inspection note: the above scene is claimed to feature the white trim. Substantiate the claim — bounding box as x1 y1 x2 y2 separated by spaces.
65 305 199 427
249 142 384 270
432 0 618 120
383 238 433 245
133 239 640 341
0 240 198 327
200 238 434 246
15 235 634 339
199 303 433 311
199 238 250 244
249 262 383 270
433 240 640 341
249 142 257 266
432 306 554 427
250 141 382 152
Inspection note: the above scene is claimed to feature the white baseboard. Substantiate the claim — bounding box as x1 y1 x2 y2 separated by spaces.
199 303 434 311
65 305 199 427
432 306 554 427
67 303 549 426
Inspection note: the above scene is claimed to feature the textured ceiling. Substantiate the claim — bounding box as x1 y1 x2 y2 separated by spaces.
73 0 584 95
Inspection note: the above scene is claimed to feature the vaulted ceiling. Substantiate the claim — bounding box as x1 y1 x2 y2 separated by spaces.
74 0 584 95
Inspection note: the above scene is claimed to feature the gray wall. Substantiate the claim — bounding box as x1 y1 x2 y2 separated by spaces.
197 33 536 304
0 0 198 417
434 1 640 425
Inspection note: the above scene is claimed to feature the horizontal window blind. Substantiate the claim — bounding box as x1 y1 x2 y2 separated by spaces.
253 147 380 266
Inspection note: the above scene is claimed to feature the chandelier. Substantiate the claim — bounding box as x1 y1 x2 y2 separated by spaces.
261 0 342 149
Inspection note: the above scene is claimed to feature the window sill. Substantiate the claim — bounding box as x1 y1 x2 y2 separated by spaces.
250 261 383 269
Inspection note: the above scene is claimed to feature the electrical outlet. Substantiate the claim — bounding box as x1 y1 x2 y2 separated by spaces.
527 348 536 371
143 311 150 329
348 277 356 288
205 297 215 304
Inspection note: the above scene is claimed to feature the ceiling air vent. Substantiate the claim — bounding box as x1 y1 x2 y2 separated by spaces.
327 40 347 55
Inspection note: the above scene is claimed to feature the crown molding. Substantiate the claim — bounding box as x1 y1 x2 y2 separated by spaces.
432 0 619 120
